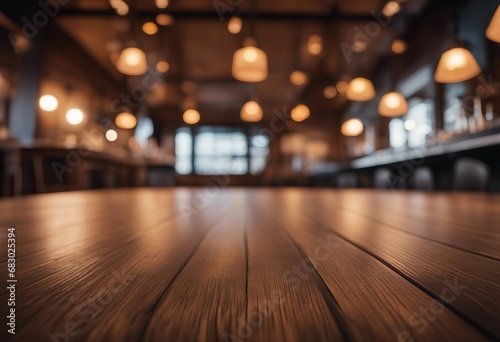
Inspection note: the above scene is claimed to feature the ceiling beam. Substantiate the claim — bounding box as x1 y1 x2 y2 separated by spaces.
57 9 376 22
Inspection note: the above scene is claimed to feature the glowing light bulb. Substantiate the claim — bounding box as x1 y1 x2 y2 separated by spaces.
106 129 118 142
351 79 367 93
341 118 364 137
39 95 58 112
183 109 200 125
445 51 467 71
66 108 84 125
228 17 242 34
243 49 258 63
385 93 401 108
323 86 337 99
156 61 170 73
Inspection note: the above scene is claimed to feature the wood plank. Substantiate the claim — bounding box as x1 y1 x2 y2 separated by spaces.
329 190 500 259
292 189 500 339
245 190 345 342
0 188 499 341
142 194 247 341
261 191 490 341
2 189 232 341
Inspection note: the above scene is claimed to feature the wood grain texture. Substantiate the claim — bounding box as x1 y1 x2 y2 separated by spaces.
0 188 498 342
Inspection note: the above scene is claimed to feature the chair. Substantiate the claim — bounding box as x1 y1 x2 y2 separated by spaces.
373 168 393 189
412 167 434 191
336 172 358 188
452 158 489 191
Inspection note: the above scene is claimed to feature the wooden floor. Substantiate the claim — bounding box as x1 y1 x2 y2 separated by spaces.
1 188 499 341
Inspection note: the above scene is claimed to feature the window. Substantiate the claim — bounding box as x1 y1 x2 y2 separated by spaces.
174 127 269 175
406 103 432 148
194 128 247 175
249 134 269 175
175 127 192 175
389 118 406 148
389 101 433 149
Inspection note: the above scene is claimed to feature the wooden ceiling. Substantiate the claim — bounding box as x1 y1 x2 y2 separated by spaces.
54 0 428 126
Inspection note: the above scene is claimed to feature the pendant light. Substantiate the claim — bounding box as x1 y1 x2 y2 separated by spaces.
379 51 408 117
379 92 408 117
291 104 310 122
307 35 323 56
231 0 267 82
232 38 267 82
241 100 263 122
434 9 481 83
183 109 200 125
346 52 375 101
341 118 364 137
486 5 500 43
347 77 375 101
115 13 148 76
115 112 137 129
228 16 242 34
116 47 148 75
435 46 480 83
155 0 169 9
39 95 58 112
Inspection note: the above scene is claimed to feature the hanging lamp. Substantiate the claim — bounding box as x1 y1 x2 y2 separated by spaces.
240 83 263 122
291 104 310 122
379 51 408 117
240 100 263 122
341 118 364 137
116 47 148 75
115 11 148 76
434 9 481 83
232 38 267 82
379 92 408 117
231 0 268 82
346 77 375 101
486 5 500 43
346 52 375 101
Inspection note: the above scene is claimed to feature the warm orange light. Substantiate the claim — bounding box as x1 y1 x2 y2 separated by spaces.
232 41 268 82
346 77 375 101
115 1 128 15
379 91 408 117
156 14 174 26
307 35 323 56
290 71 308 86
116 47 148 75
155 0 169 9
341 118 364 137
228 17 242 34
156 61 170 73
336 80 349 94
142 22 158 35
434 47 481 83
323 86 337 99
383 1 401 17
486 5 500 43
291 104 310 122
391 39 407 54
240 100 263 122
183 109 200 124
115 112 137 129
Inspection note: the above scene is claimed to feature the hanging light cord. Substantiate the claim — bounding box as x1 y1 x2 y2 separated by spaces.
250 0 257 38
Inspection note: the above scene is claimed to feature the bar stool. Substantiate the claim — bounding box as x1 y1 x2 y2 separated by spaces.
412 167 435 191
452 158 490 191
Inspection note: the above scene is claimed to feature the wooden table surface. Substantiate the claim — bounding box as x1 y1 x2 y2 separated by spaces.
1 188 499 342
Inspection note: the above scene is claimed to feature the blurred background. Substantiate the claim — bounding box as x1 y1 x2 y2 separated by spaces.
0 0 499 195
